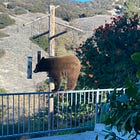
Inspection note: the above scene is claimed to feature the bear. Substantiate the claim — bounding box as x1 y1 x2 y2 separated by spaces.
34 55 81 92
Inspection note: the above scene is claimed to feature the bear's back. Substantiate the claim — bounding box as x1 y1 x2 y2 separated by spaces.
47 55 81 71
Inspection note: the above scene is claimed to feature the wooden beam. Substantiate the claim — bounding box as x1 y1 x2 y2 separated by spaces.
49 30 67 40
23 15 49 27
55 21 84 32
48 5 55 132
32 30 49 39
48 5 55 57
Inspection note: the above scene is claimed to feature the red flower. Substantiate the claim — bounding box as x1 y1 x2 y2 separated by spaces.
96 47 99 51
88 74 94 78
94 80 98 83
116 49 121 55
59 94 66 98
86 61 90 65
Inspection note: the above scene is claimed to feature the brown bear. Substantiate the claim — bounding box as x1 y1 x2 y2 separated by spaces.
34 55 81 92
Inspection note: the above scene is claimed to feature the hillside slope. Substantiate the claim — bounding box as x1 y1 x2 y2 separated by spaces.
0 12 113 92
0 13 47 92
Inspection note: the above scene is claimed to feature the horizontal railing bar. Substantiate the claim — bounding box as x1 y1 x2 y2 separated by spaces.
0 88 125 96
0 88 124 139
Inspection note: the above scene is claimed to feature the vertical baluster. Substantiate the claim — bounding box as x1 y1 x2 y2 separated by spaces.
38 94 40 131
91 92 94 127
23 95 25 133
57 93 59 129
48 93 50 131
18 95 20 134
86 91 88 126
70 93 73 128
74 93 77 128
78 92 82 127
28 94 30 133
95 90 99 125
33 94 35 132
61 93 64 128
99 91 102 122
87 92 90 123
52 94 54 130
12 95 14 134
66 93 68 128
42 93 45 132
6 96 9 135
83 92 86 126
1 96 3 136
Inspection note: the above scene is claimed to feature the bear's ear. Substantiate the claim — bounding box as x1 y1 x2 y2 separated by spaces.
41 57 45 60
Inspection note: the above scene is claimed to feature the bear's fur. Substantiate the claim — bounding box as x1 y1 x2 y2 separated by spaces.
34 55 81 92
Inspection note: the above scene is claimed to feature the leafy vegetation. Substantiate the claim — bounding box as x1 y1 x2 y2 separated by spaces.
0 14 15 29
27 2 46 14
76 13 140 89
31 36 49 51
101 51 140 139
102 85 140 139
122 0 140 16
13 7 27 15
35 79 49 92
0 87 7 93
131 52 140 78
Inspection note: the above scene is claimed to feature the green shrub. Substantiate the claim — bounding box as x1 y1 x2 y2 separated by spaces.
0 31 9 38
93 9 110 15
27 3 46 13
0 14 15 29
56 7 78 22
131 52 140 78
7 2 17 9
0 87 7 93
14 7 27 15
36 80 49 92
31 36 49 51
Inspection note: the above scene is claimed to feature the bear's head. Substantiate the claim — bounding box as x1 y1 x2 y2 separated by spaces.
34 57 47 73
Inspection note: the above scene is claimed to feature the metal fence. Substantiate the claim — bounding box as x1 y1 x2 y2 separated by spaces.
0 89 124 139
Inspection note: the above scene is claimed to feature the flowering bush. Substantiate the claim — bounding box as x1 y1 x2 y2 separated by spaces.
76 14 140 89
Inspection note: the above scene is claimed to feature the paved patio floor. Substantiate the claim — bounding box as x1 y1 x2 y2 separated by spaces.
29 124 140 140
29 131 105 140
